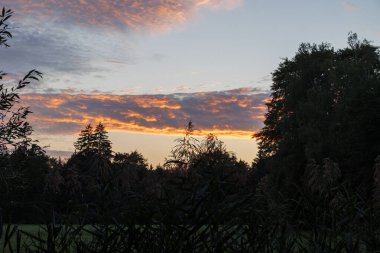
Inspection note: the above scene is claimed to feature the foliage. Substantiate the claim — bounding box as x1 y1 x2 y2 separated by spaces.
113 151 148 168
74 123 112 159
166 121 200 171
93 123 112 160
0 7 13 47
74 124 95 156
0 70 43 154
254 33 380 190
0 7 42 154
0 7 46 226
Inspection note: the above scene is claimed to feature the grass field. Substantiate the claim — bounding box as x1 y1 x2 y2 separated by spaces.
1 224 91 252
1 223 377 252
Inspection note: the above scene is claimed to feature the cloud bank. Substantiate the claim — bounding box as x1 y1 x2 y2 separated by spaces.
22 88 267 138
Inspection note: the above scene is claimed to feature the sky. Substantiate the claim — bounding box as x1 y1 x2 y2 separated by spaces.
1 0 380 165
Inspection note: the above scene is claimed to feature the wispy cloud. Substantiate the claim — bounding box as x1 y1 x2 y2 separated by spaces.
1 28 97 75
8 0 245 32
22 87 267 138
341 1 358 11
197 0 244 10
4 0 244 77
175 86 193 91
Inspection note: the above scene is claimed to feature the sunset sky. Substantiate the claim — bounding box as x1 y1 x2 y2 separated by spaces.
2 0 380 165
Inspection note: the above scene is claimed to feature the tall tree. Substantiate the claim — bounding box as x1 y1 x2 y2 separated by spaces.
70 123 113 193
74 123 112 159
74 124 95 156
93 122 112 159
254 33 380 189
330 34 380 183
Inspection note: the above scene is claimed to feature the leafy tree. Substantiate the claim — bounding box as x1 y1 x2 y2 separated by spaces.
0 7 13 47
113 151 148 169
60 165 82 200
45 157 65 195
0 7 44 221
166 121 200 171
112 151 148 194
8 143 49 197
0 7 42 153
254 33 380 190
330 34 380 184
191 134 249 191
0 69 42 152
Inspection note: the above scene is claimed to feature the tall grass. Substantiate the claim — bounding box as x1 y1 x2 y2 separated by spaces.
1 181 379 252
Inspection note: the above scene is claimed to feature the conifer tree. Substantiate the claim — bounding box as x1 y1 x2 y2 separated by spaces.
93 122 112 159
74 124 95 156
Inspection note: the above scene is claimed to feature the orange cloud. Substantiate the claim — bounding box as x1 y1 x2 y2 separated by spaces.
22 88 267 139
121 110 158 122
133 96 182 109
9 0 245 32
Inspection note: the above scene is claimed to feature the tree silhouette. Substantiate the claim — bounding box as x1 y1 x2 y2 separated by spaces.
0 7 13 47
74 124 95 156
0 8 42 154
94 122 112 160
254 33 380 189
113 151 147 169
74 123 112 160
0 7 45 215
167 121 200 171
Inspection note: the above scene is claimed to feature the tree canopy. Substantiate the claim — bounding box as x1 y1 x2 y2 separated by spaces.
254 33 380 189
74 122 112 159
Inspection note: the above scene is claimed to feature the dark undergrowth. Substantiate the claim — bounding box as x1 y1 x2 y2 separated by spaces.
1 181 380 253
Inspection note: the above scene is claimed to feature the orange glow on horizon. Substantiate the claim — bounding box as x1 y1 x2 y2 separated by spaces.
22 92 267 140
32 114 256 139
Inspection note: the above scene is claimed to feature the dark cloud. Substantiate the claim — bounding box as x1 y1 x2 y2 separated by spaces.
22 88 267 138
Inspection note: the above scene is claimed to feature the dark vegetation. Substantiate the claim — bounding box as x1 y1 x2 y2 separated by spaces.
1 7 380 253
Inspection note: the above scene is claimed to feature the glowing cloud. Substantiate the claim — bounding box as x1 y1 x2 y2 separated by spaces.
8 0 245 32
22 88 268 138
